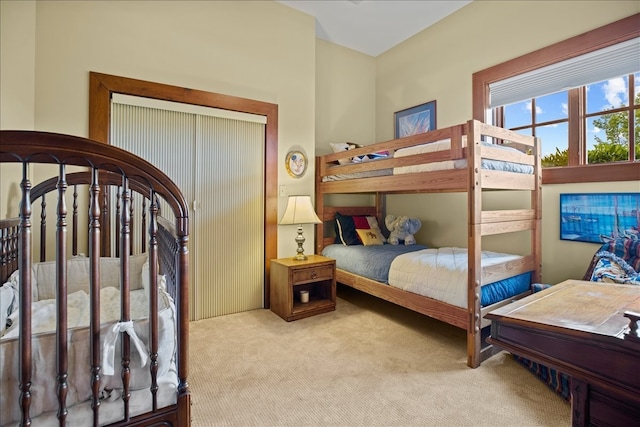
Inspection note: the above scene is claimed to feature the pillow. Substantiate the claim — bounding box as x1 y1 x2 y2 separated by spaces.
334 213 388 245
334 212 361 246
356 229 384 246
365 216 386 243
330 142 355 165
352 216 370 229
0 282 18 336
590 251 640 285
6 269 38 301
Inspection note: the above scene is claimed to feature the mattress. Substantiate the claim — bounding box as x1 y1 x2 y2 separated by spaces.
321 167 393 182
394 138 534 175
389 247 531 308
323 244 530 307
321 243 428 283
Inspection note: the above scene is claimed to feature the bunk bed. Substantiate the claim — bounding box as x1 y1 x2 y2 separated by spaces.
315 119 542 368
0 131 190 426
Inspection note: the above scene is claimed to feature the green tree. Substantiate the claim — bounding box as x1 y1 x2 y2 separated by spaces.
590 93 640 163
541 147 568 167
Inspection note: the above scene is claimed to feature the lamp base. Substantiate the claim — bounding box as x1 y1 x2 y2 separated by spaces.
294 224 308 261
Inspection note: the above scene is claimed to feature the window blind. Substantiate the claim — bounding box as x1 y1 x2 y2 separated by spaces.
489 37 640 108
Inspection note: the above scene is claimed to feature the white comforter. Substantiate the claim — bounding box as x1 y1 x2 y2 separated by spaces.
388 247 522 308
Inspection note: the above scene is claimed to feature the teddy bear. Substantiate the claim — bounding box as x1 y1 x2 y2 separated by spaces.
385 215 422 245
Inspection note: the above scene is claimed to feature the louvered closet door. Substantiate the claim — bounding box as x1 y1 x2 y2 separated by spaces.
111 98 265 320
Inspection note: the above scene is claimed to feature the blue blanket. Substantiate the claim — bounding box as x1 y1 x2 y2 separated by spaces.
322 243 427 283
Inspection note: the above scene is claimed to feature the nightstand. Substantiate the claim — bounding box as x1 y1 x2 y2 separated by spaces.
270 255 336 321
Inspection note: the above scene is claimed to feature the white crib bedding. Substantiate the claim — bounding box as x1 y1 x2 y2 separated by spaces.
14 370 178 427
2 287 151 339
0 286 177 426
388 247 522 308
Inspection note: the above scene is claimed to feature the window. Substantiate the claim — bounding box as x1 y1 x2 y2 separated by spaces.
496 72 639 167
472 14 640 184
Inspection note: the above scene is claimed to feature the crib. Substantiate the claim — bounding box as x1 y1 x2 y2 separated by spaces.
0 130 190 426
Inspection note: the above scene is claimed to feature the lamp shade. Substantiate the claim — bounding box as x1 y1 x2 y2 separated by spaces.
279 195 321 225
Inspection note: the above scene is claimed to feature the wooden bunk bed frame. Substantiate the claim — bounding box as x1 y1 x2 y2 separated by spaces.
0 131 191 426
315 119 542 368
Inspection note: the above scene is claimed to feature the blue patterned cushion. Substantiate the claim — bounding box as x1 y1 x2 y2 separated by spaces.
590 251 640 285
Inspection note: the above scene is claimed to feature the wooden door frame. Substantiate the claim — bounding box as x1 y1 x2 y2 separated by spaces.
88 71 278 309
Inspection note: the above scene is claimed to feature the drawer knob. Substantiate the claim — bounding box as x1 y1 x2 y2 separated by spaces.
311 271 317 279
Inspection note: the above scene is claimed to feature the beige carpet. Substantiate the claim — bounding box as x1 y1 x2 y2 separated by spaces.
189 285 570 427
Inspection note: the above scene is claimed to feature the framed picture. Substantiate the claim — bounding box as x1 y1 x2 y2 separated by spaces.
394 100 437 139
285 150 307 178
560 192 640 243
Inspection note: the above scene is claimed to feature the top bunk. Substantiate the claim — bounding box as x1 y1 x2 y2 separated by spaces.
316 120 540 194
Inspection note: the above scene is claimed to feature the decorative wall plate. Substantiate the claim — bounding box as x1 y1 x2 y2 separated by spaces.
285 150 307 178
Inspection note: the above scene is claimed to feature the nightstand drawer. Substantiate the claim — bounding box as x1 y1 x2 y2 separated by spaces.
293 265 333 284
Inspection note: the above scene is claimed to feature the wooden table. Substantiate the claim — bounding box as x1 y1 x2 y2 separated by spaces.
486 279 640 427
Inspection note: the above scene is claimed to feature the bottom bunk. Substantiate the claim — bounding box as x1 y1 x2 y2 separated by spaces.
317 207 535 368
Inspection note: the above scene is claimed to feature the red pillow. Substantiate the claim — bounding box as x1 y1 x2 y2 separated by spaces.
352 216 370 229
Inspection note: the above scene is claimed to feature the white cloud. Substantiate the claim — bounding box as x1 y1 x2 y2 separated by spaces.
561 102 568 115
602 77 627 108
525 101 542 115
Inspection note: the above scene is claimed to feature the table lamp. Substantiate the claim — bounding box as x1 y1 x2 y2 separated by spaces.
279 195 321 260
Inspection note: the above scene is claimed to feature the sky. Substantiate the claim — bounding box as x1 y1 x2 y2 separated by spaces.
503 72 640 158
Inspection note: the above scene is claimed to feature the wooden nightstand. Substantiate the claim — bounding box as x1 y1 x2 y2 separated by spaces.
270 255 336 321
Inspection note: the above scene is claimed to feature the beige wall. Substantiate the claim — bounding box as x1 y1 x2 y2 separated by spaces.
315 39 376 155
314 39 378 210
0 0 37 219
2 1 639 284
373 1 640 284
0 0 317 259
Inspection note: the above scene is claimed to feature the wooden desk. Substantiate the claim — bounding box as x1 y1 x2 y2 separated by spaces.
486 280 640 427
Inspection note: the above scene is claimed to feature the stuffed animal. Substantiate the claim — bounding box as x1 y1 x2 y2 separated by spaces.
385 215 422 245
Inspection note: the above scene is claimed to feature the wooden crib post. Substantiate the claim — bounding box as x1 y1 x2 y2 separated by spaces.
141 197 147 254
176 230 191 427
119 176 132 420
129 192 135 256
72 184 78 256
55 164 69 424
148 191 159 410
18 161 33 426
39 195 46 262
89 167 102 425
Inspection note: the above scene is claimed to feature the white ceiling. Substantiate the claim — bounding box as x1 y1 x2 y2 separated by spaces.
277 0 472 57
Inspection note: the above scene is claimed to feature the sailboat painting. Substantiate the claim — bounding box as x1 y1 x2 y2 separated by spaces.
560 193 640 243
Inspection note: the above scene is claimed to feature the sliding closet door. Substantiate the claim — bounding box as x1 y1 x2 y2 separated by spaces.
196 116 265 318
111 99 265 319
111 104 196 254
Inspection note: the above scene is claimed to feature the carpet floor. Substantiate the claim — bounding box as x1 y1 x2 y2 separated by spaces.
188 285 570 426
